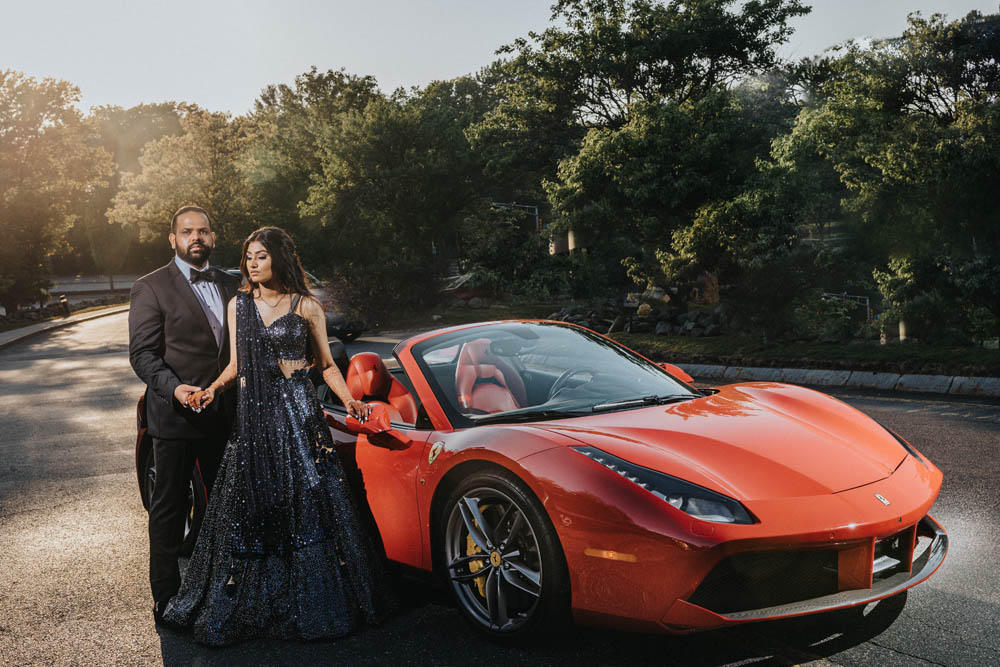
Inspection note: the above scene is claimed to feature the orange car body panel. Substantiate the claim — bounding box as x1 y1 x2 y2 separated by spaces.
318 320 946 633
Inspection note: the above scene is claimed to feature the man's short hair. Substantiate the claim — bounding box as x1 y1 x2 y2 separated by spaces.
171 205 211 233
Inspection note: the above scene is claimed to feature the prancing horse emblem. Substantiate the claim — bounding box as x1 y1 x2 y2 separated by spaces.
874 493 891 506
428 441 444 465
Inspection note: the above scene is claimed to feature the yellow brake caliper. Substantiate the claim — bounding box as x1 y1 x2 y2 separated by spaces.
465 505 491 598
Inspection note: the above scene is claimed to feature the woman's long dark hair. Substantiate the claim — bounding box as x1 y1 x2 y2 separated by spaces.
239 226 312 296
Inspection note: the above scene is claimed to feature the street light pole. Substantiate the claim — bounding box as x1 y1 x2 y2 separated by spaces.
491 202 541 232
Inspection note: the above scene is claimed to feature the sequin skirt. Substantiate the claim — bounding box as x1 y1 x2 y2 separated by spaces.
164 371 394 646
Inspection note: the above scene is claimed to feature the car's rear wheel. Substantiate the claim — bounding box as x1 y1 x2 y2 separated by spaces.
139 444 206 557
440 469 569 641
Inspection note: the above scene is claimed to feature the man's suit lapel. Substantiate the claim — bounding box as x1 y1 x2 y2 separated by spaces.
167 261 219 352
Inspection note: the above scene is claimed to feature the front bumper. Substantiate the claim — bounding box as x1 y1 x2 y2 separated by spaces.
516 445 945 634
661 514 947 630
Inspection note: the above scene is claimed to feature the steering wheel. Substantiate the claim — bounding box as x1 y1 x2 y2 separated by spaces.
547 368 597 401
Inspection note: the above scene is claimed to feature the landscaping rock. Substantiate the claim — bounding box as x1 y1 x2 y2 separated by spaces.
607 315 625 333
655 321 671 336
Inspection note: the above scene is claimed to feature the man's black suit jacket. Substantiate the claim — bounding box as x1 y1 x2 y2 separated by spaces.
128 261 242 440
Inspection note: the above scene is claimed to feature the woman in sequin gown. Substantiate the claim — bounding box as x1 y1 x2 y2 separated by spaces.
163 226 395 646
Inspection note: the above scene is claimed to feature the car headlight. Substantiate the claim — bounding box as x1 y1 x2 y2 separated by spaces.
877 422 926 468
572 445 756 524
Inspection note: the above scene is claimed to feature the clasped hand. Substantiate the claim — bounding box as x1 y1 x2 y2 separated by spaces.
175 384 214 412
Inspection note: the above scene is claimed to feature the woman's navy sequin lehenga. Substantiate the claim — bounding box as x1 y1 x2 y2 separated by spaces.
164 292 394 646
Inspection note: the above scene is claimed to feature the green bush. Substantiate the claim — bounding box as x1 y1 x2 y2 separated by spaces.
874 257 972 344
790 289 862 342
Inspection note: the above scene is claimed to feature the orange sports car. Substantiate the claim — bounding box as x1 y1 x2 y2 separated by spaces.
137 320 947 641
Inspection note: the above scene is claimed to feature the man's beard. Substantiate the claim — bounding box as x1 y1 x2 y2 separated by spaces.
177 243 212 267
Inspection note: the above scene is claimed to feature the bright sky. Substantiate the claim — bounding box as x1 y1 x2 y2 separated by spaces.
2 1 996 115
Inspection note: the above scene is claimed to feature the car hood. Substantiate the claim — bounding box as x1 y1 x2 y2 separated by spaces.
526 382 906 500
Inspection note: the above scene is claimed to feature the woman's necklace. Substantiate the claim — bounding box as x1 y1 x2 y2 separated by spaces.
256 291 286 309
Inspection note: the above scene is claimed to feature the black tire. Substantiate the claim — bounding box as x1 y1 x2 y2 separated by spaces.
438 468 570 642
139 444 206 557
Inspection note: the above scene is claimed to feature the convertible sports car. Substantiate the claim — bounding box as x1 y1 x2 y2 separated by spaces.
136 319 947 640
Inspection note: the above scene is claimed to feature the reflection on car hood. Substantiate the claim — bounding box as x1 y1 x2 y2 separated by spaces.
526 382 906 500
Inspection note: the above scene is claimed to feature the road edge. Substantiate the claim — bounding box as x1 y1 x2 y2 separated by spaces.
0 304 131 351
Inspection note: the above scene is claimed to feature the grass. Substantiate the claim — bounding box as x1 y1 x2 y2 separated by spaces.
610 332 1000 377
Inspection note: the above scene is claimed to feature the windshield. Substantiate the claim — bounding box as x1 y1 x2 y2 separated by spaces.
410 322 698 427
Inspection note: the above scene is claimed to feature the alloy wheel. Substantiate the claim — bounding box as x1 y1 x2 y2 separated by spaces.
444 487 544 632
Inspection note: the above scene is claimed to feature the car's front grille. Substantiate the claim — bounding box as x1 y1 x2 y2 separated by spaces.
686 549 840 614
873 529 910 582
686 519 938 615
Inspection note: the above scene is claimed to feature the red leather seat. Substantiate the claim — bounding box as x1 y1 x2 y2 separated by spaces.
345 352 418 425
454 339 527 414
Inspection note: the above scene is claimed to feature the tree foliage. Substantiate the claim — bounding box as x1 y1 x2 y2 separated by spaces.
108 108 253 264
0 70 112 311
299 89 483 322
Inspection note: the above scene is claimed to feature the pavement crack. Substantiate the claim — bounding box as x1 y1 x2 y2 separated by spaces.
868 639 950 666
909 616 1000 654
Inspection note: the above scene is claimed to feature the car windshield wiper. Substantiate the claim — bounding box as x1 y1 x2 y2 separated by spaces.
591 394 695 413
472 408 589 426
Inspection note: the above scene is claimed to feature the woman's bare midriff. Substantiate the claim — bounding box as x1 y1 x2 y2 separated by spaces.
277 359 311 379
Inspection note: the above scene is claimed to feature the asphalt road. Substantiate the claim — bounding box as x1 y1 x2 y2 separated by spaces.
1 313 998 666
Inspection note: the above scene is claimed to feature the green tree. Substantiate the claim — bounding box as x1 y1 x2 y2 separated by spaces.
242 68 382 269
70 103 184 283
301 93 481 323
0 70 112 312
470 0 807 198
789 10 1000 335
108 108 253 264
546 84 797 287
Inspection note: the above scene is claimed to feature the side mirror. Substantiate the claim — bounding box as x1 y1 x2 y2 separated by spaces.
658 362 694 384
345 402 411 450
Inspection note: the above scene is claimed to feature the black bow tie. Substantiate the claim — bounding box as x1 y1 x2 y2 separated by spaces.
190 267 220 284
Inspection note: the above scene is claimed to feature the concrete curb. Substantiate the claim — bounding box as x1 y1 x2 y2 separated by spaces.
0 304 130 350
678 363 1000 399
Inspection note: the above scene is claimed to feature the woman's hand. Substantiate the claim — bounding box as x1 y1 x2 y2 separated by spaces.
186 386 216 411
346 399 371 422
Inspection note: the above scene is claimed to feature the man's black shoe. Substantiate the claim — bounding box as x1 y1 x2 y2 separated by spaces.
153 600 184 631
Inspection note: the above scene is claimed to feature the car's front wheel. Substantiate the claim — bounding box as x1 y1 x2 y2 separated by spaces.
139 443 206 556
440 469 569 641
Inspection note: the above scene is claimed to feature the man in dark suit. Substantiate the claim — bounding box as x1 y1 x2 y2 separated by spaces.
128 205 242 627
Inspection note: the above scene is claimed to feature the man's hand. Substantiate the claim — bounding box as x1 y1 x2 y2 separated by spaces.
187 386 216 410
174 384 202 409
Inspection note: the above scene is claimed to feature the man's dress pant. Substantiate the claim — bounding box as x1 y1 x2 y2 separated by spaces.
148 436 224 605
